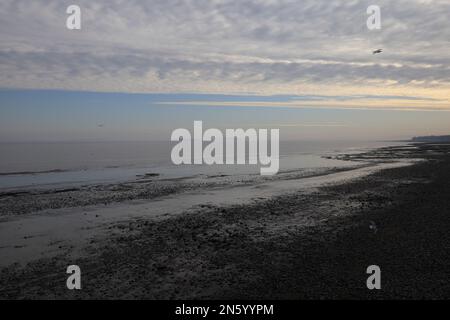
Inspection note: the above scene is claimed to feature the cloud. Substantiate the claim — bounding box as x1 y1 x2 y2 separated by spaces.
0 0 449 107
156 93 450 111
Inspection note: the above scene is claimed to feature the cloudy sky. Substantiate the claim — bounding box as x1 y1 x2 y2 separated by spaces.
0 0 449 141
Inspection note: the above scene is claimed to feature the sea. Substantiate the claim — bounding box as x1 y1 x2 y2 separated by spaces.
0 140 405 190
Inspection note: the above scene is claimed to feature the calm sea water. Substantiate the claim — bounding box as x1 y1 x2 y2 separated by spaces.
0 140 404 190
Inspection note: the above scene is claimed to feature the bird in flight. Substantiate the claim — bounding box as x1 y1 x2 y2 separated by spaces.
372 49 383 55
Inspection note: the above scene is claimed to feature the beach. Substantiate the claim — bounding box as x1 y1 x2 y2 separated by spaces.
0 142 449 299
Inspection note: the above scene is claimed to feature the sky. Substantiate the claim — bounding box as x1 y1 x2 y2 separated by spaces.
0 0 449 142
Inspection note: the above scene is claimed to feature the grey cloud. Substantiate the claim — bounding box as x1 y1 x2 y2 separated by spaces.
0 0 449 92
1 49 448 86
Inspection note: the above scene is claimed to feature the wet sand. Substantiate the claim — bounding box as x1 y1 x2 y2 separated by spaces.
1 143 449 299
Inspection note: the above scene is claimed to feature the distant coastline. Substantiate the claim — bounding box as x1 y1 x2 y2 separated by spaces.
383 135 450 143
411 135 450 143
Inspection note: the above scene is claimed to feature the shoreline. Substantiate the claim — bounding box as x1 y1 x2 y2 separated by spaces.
1 143 449 299
0 140 406 191
0 162 375 217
